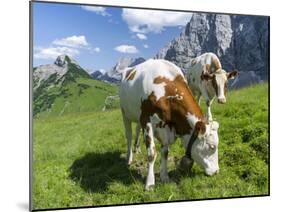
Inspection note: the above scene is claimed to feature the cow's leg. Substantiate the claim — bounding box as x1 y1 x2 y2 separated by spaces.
144 122 157 190
153 119 175 184
134 124 141 154
206 99 214 122
201 88 213 122
160 145 169 183
122 114 133 165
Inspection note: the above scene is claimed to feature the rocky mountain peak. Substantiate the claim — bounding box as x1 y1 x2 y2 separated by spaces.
111 57 145 73
54 54 78 67
91 57 145 84
156 13 269 88
33 54 90 89
54 54 67 66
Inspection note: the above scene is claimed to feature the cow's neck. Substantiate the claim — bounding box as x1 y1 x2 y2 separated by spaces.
186 112 202 128
171 97 204 136
180 84 205 120
180 112 203 150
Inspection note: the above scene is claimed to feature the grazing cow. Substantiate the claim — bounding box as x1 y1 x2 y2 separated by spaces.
186 52 238 121
119 59 220 190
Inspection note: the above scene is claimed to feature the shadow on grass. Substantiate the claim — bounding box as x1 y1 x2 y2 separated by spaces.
69 151 143 193
168 167 196 184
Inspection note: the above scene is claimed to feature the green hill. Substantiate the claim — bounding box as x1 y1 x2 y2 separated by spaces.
33 55 118 117
32 83 268 210
33 78 118 118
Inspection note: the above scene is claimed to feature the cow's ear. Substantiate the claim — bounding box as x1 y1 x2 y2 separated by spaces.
201 72 215 81
227 70 239 79
195 121 206 136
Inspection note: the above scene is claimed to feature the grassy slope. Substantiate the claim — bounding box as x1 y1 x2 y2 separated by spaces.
32 83 268 210
34 78 118 118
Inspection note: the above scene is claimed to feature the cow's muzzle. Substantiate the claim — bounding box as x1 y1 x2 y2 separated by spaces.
205 168 219 176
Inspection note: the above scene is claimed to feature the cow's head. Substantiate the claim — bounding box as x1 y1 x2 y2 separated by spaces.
182 120 220 176
201 69 239 104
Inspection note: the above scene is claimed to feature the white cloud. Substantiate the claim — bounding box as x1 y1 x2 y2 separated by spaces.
81 6 110 16
122 9 192 34
136 33 147 40
114 45 139 54
34 35 99 60
93 47 101 52
34 46 79 59
143 44 149 48
108 18 119 24
53 35 89 48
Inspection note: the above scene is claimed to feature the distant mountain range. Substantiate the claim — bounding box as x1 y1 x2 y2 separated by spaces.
90 57 145 84
90 13 268 88
155 13 269 88
33 13 269 116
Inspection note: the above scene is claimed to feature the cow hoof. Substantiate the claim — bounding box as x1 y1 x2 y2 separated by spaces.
145 184 155 191
160 175 170 183
127 160 133 166
135 147 141 154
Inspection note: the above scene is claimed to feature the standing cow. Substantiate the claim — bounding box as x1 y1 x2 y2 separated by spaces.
186 52 238 121
119 59 220 190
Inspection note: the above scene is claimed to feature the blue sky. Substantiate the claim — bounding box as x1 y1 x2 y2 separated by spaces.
33 2 192 72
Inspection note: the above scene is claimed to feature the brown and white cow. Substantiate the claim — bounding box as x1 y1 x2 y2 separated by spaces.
119 59 220 190
186 52 238 121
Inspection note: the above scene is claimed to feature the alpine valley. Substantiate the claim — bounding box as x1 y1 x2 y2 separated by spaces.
33 13 268 117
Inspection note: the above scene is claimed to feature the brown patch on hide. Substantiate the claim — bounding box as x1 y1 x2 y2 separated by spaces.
212 57 222 72
224 82 228 96
200 72 214 81
140 74 204 136
212 77 218 96
205 57 221 73
148 146 157 162
205 64 211 73
145 134 151 148
125 69 137 81
227 70 239 79
194 121 206 135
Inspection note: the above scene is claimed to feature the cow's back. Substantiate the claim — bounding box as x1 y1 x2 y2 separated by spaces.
188 53 222 74
119 59 184 123
186 53 222 93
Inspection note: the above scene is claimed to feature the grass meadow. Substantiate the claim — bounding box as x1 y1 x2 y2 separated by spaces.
32 83 269 210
